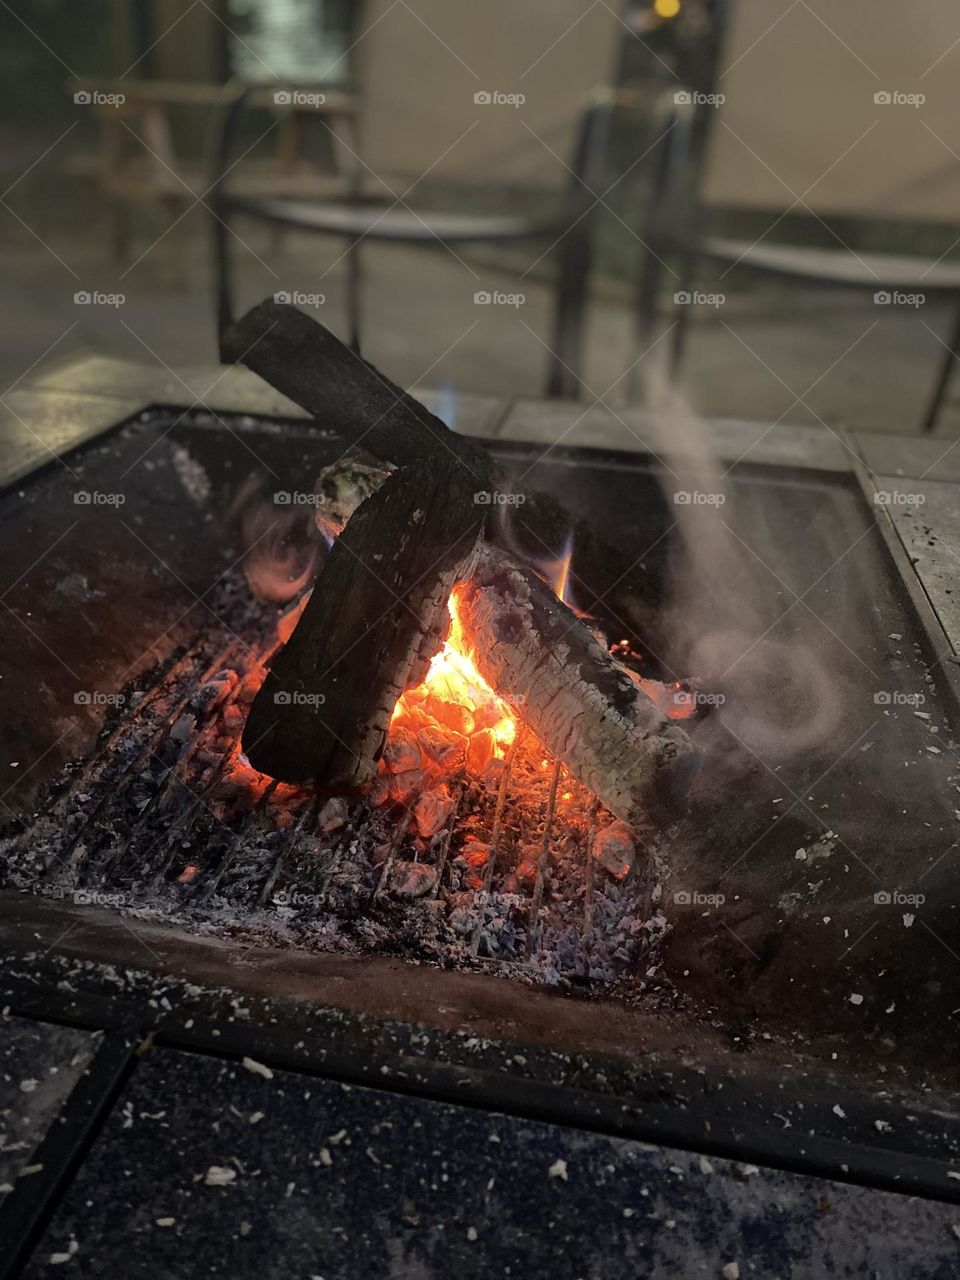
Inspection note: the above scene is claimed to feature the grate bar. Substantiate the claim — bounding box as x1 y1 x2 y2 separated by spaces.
48 635 242 877
469 730 523 958
201 778 279 901
370 806 414 903
579 800 600 979
428 782 465 899
525 759 562 960
142 747 238 891
258 793 320 905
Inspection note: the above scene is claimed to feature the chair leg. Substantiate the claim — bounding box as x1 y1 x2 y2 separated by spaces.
627 241 667 402
213 200 239 352
547 222 592 398
922 301 960 433
346 236 363 355
669 251 697 378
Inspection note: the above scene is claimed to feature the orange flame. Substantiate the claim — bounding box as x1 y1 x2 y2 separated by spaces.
391 588 516 754
534 534 590 618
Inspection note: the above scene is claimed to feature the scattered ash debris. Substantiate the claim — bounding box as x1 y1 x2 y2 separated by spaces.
0 575 672 989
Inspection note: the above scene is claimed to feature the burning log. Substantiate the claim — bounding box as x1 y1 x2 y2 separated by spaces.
242 457 482 788
457 546 696 829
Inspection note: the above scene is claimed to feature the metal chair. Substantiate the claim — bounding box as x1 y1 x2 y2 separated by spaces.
210 0 630 397
636 0 960 431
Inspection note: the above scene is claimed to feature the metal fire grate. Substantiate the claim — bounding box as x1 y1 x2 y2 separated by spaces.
3 582 665 986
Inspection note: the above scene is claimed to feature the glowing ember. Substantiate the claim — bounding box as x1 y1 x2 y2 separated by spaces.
391 589 516 758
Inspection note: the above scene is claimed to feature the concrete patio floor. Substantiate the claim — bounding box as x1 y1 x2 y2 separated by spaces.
2 186 959 443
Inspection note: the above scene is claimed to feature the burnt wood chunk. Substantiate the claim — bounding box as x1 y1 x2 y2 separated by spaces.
220 299 495 481
242 459 483 788
457 544 697 828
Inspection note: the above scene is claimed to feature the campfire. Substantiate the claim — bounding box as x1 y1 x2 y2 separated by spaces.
3 296 707 985
230 299 699 838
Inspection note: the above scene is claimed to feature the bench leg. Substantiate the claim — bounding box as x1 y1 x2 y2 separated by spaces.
922 300 960 433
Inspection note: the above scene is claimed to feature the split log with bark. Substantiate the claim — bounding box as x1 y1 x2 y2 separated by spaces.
457 545 696 829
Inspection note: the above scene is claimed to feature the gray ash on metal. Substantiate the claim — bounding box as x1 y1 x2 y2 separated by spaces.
1 576 669 987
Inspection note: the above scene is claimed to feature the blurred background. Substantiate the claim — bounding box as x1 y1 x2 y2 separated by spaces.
1 0 959 436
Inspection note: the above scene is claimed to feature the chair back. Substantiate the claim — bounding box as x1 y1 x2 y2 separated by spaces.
701 0 960 222
351 0 623 193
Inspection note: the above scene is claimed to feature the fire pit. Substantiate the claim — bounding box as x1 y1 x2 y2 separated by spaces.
1 326 960 1227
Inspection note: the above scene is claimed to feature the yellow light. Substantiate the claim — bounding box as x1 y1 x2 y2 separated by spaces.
654 0 681 17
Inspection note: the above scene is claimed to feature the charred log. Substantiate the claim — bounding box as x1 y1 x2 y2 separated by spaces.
242 458 483 788
457 544 697 828
220 299 495 482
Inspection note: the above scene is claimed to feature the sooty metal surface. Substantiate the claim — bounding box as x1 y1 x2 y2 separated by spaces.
0 408 958 1064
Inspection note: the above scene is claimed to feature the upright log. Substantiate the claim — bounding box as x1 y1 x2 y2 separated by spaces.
242 459 482 788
